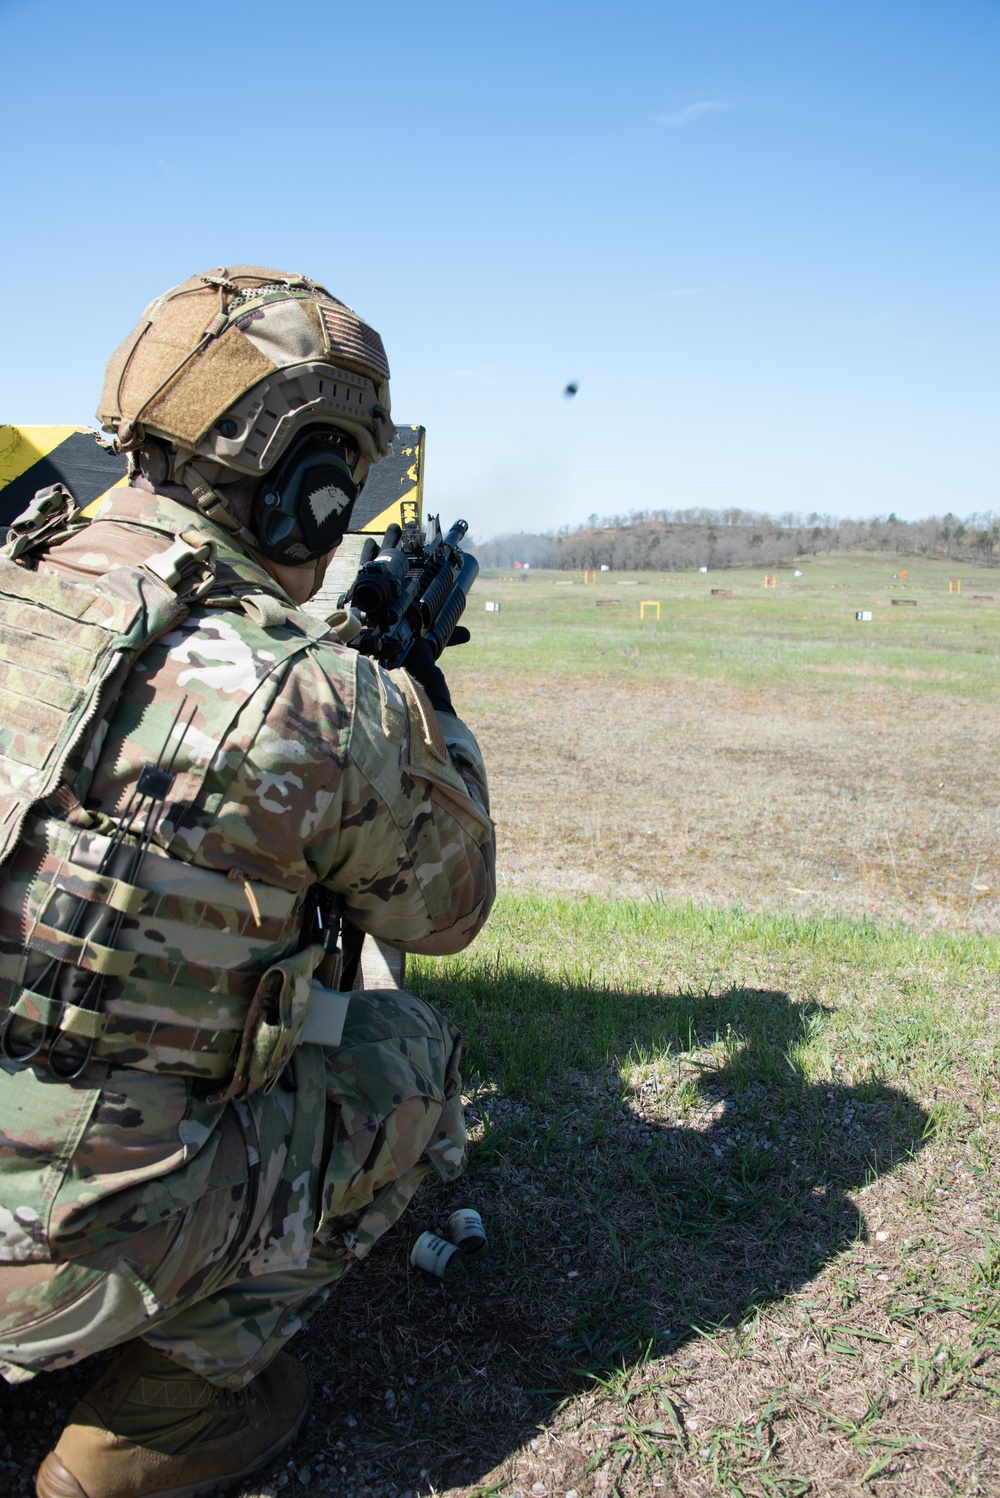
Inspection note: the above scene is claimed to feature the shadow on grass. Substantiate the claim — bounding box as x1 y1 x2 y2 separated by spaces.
0 981 930 1498
295 978 930 1496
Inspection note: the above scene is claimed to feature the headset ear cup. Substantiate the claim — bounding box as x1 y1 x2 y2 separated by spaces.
137 437 171 486
251 486 290 558
250 429 360 565
298 473 357 554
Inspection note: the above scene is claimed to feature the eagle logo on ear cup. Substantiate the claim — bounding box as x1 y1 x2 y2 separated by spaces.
309 486 353 526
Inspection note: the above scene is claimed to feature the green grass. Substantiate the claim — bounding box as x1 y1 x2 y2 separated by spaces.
280 552 999 1496
410 894 1000 1112
239 557 1000 1496
363 893 999 1497
466 553 1000 696
9 550 1000 1498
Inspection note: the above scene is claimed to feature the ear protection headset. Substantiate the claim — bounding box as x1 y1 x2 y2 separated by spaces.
251 426 363 566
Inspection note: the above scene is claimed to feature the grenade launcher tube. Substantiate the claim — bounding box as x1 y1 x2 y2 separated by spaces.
425 551 479 658
415 555 460 629
412 520 469 627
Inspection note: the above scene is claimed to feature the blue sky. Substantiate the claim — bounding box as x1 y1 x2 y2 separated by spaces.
1 0 996 537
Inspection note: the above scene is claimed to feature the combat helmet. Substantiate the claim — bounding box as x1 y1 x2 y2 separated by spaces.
97 266 395 564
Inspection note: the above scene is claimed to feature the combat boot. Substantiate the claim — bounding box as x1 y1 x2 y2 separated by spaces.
35 1339 311 1498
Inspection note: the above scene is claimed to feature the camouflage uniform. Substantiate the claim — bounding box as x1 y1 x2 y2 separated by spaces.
0 484 495 1389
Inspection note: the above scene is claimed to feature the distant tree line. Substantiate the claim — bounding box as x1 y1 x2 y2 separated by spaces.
471 509 1000 572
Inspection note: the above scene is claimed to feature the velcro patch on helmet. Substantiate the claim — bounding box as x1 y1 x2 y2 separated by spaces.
146 329 277 448
233 297 324 366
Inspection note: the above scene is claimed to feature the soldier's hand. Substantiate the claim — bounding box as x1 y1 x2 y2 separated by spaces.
403 636 454 716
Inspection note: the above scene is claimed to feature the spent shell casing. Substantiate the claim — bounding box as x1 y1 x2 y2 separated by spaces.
447 1207 487 1254
410 1231 461 1279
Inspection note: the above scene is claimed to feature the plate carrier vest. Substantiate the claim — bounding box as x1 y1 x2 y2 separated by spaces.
0 485 349 1099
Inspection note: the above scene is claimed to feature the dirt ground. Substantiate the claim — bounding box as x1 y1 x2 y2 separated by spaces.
462 668 1000 935
6 1088 995 1498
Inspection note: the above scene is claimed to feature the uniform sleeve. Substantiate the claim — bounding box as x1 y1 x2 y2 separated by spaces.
307 654 496 955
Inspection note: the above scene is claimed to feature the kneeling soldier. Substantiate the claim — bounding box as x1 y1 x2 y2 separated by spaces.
0 266 495 1498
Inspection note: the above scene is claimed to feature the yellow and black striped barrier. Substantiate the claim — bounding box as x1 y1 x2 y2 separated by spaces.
0 426 127 526
0 423 425 535
350 423 424 533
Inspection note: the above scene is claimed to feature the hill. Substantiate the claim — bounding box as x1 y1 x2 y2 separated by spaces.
473 510 1000 573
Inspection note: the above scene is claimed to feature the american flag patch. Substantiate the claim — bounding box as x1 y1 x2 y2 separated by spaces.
319 304 390 380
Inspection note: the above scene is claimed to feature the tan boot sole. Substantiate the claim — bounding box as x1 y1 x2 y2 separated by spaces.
35 1395 310 1498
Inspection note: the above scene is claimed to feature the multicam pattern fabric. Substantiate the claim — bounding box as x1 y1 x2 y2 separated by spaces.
0 486 494 1385
0 989 465 1386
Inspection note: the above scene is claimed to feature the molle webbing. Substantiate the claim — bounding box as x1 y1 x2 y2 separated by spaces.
0 817 304 1079
0 552 189 872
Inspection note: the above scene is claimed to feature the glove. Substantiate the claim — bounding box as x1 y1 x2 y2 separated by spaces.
403 635 454 716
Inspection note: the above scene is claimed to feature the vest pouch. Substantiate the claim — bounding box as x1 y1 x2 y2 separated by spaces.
0 555 191 871
210 942 324 1103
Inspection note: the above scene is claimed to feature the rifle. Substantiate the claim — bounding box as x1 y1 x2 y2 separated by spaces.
338 514 478 669
332 515 478 990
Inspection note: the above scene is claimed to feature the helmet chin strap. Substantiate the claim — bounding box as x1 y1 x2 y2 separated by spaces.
171 455 335 601
178 461 264 554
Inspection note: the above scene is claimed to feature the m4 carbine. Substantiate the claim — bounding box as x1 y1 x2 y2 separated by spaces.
338 515 478 669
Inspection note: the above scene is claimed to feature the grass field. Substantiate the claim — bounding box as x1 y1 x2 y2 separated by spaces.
286 554 999 1498
460 553 1000 935
4 553 998 1498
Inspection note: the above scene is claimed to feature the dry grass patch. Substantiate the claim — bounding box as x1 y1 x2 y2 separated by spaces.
451 553 1000 934
461 669 1000 935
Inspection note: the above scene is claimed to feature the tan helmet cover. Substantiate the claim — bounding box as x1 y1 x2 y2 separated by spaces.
97 266 395 480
